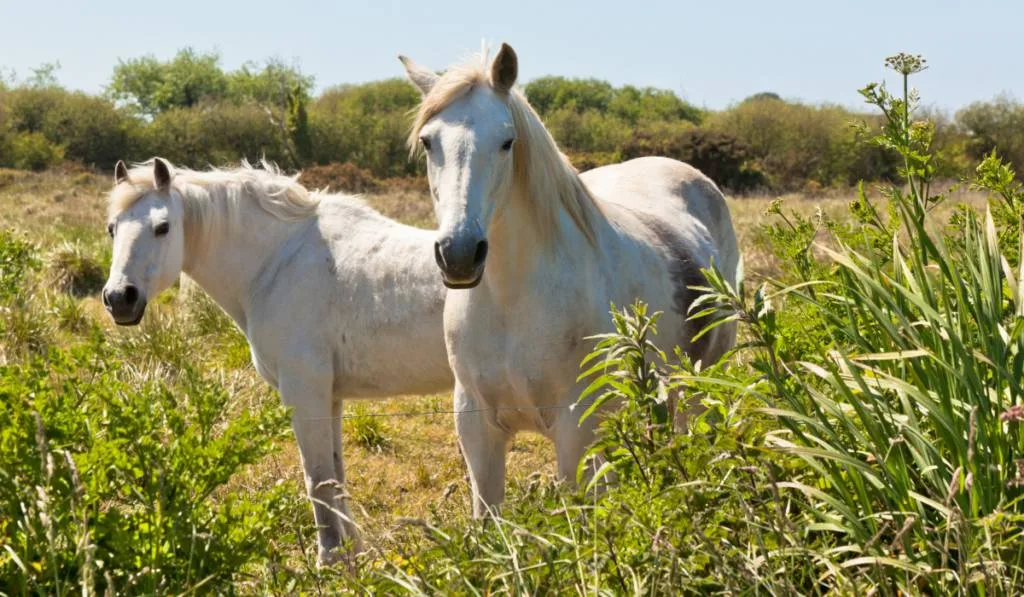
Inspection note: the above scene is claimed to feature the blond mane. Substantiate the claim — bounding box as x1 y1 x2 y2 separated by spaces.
407 54 601 247
109 159 320 222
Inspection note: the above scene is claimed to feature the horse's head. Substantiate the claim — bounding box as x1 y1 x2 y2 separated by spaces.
402 43 520 289
102 158 186 325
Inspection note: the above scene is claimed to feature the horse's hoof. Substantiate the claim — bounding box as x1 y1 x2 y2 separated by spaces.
317 547 346 568
317 538 366 567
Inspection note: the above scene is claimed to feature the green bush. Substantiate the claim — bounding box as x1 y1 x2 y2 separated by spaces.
39 91 139 168
0 229 39 300
542 106 632 154
2 131 64 171
139 102 287 168
958 94 1024 176
0 48 997 193
357 304 822 594
347 404 393 453
707 95 900 190
1 86 62 134
0 344 292 594
702 54 1024 592
621 125 767 191
108 48 230 116
44 240 107 297
0 230 50 366
524 76 703 125
309 79 421 177
0 87 137 168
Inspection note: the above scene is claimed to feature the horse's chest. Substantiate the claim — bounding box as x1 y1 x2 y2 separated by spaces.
446 293 590 425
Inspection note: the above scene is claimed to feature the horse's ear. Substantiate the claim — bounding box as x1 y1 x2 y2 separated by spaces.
490 43 518 95
153 158 173 191
399 55 439 95
114 160 128 185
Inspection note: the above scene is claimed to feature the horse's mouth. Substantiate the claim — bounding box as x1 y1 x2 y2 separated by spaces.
110 305 146 326
442 269 484 290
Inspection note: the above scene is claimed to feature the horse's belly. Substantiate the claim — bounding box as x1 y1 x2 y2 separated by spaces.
332 332 453 398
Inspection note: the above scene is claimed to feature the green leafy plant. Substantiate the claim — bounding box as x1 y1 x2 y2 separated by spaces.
0 342 293 594
692 53 1024 593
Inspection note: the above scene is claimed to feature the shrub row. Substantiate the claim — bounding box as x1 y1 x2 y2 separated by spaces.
1 52 1022 192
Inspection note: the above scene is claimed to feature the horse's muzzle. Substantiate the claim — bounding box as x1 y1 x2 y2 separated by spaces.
434 237 487 289
102 284 147 326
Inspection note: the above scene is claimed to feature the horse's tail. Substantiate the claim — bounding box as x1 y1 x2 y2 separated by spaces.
689 175 742 294
683 172 742 364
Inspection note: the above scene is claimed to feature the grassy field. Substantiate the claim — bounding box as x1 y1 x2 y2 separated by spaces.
0 162 1003 592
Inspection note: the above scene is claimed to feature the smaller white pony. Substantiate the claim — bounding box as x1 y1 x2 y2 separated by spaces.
102 158 451 564
401 44 741 516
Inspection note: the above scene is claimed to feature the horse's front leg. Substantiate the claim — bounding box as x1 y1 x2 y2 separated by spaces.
331 397 361 548
453 382 509 517
553 384 602 487
281 372 354 565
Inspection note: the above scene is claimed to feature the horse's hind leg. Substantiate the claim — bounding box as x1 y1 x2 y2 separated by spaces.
453 383 508 517
281 373 350 565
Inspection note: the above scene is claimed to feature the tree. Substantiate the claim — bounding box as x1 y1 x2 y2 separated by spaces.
226 59 314 107
524 77 615 116
524 76 703 125
957 95 1024 176
108 48 228 116
26 62 61 89
743 91 782 103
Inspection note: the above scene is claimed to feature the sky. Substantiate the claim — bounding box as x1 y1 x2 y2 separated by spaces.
0 0 1021 112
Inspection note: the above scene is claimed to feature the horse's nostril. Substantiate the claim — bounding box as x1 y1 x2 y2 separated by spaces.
434 241 446 269
123 285 139 306
473 240 488 267
101 289 111 307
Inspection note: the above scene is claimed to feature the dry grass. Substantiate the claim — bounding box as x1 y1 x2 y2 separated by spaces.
729 185 989 282
0 167 992 565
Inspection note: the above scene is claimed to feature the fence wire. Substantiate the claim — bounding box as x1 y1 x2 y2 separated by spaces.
305 404 575 422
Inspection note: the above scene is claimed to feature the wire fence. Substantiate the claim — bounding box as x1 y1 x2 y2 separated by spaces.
306 404 575 423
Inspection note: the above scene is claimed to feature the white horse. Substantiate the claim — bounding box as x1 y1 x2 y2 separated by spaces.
101 158 451 563
400 44 741 515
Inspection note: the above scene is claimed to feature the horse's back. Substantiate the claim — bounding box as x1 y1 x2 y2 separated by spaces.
581 156 741 291
581 157 741 364
247 196 451 399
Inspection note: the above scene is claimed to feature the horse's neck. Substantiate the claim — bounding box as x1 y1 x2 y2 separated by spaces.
485 186 604 301
181 194 301 329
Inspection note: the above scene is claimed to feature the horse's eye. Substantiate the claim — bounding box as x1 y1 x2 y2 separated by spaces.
107 223 114 238
420 137 432 151
154 222 170 237
501 138 514 151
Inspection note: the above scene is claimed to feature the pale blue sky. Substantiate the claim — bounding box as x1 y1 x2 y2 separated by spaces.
1 0 1020 112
